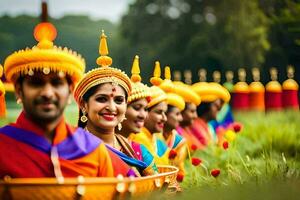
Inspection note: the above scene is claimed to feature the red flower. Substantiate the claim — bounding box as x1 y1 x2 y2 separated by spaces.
191 157 202 166
232 122 242 133
191 144 197 151
222 141 229 150
168 149 177 159
176 172 184 182
211 169 221 178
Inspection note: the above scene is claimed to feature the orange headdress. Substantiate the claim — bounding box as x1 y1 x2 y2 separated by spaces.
4 22 85 85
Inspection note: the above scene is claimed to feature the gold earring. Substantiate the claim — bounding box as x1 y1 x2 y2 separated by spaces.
117 123 122 131
80 110 88 123
16 98 22 104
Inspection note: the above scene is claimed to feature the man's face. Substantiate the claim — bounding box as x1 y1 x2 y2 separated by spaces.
15 72 72 123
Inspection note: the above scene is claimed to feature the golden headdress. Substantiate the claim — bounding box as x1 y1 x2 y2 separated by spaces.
282 65 298 90
266 67 282 92
192 82 230 103
127 55 150 103
172 82 201 106
148 61 167 108
74 31 131 104
156 66 200 107
161 66 185 111
234 68 249 93
4 22 85 85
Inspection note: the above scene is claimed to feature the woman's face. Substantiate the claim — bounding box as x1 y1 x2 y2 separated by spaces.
166 106 183 130
181 103 198 125
208 100 219 121
122 98 148 133
144 101 168 133
83 83 127 132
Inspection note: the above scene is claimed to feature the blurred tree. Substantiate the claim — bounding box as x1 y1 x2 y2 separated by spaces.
261 0 300 83
119 0 270 83
0 15 117 72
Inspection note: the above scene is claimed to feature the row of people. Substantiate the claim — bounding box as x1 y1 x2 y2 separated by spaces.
176 67 299 111
0 21 238 185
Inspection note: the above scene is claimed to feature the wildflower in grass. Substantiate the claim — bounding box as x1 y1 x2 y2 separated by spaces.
191 157 202 166
168 149 177 159
225 130 236 142
191 144 197 151
176 172 184 182
232 122 242 133
222 141 229 150
211 169 221 177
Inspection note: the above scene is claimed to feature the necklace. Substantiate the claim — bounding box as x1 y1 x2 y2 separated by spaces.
113 134 121 150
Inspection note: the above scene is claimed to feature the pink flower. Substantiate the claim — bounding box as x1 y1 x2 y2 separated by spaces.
222 141 229 150
191 157 202 166
168 149 177 159
211 169 221 178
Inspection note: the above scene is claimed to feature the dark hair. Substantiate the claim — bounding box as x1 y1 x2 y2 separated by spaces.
166 105 176 114
77 83 128 128
196 102 212 117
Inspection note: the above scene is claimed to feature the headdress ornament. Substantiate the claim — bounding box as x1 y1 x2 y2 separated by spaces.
74 31 131 104
127 55 150 103
4 22 85 84
148 61 167 108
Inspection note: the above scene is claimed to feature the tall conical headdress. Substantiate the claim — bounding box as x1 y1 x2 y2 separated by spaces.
127 55 150 103
74 31 131 104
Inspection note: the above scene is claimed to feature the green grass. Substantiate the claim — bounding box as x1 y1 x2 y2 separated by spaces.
1 100 300 199
176 110 300 199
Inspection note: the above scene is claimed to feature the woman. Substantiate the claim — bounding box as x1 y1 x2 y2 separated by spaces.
129 61 170 165
115 55 158 175
191 82 231 146
74 31 154 176
157 66 188 180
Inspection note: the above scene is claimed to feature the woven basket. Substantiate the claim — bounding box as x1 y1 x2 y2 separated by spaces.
0 165 178 200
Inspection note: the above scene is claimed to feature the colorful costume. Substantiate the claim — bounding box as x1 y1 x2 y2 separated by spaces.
0 112 114 178
115 134 158 176
117 55 157 176
191 82 231 146
0 22 118 178
74 31 154 177
129 62 170 165
153 65 188 176
130 127 169 165
265 68 282 111
282 66 299 110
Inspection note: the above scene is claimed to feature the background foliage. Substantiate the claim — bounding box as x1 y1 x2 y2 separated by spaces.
0 0 300 84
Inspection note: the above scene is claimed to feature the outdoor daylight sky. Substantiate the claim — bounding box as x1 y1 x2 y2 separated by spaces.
0 0 132 22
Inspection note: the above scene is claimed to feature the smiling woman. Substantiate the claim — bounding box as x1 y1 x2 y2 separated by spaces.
74 31 158 177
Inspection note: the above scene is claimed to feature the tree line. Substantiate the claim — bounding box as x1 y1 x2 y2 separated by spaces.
0 0 299 84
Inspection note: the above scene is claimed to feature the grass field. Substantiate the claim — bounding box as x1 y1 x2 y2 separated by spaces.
1 99 300 199
178 110 300 199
